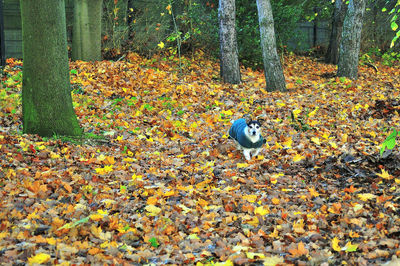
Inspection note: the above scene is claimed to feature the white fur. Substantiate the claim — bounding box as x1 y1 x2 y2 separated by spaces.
231 122 263 161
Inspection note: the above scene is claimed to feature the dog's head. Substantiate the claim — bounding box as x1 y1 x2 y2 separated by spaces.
246 120 262 137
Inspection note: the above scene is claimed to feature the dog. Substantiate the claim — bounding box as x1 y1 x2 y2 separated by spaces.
229 118 266 160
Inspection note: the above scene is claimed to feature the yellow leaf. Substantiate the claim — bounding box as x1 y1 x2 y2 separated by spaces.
282 137 292 148
89 213 103 222
158 42 165 49
246 216 259 227
276 101 286 107
50 152 60 159
268 228 279 238
164 190 176 197
187 233 200 240
0 231 8 240
28 253 51 265
261 255 284 265
357 193 376 201
237 163 248 168
46 237 57 245
322 132 331 139
332 237 341 252
97 154 106 161
311 137 321 145
254 206 269 216
131 174 143 180
221 109 233 116
308 107 319 117
292 109 301 118
329 142 338 149
292 153 305 162
377 169 393 180
145 205 162 216
246 252 265 259
243 194 258 203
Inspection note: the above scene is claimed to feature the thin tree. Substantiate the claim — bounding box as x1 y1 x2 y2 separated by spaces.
218 0 241 84
256 0 286 92
325 0 347 64
21 0 82 137
337 0 366 79
0 0 5 67
72 0 102 61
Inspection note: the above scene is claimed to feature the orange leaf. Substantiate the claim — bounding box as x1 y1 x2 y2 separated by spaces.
147 196 158 205
308 187 319 198
88 247 102 255
344 185 357 193
288 241 308 257
271 198 280 205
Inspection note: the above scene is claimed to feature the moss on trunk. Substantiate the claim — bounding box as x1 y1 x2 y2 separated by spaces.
21 0 82 137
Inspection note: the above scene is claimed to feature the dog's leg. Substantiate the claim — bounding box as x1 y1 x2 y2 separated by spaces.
243 149 251 161
252 148 262 158
236 143 242 150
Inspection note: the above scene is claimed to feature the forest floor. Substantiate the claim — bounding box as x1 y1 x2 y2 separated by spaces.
1 52 400 265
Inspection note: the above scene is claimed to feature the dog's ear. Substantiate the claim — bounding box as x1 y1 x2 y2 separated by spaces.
256 118 265 125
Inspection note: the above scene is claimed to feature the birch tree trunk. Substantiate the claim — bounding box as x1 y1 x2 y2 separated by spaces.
256 0 286 92
337 0 366 79
325 0 347 64
218 0 241 84
21 0 82 137
72 0 102 61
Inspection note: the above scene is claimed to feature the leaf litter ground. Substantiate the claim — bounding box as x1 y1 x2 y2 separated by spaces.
1 52 400 265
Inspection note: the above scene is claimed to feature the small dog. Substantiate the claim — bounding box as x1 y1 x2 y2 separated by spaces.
229 118 266 160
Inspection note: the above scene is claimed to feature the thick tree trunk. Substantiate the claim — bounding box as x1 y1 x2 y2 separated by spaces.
337 0 366 79
218 0 241 84
256 0 286 92
72 0 102 61
21 0 82 137
325 0 347 64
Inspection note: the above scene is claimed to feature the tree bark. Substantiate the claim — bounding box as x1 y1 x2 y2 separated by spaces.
337 0 366 79
21 0 82 137
256 0 286 92
0 0 5 67
218 0 241 84
325 0 347 64
72 0 102 61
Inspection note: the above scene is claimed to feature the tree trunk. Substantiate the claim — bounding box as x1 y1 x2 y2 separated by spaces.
325 0 347 64
72 0 102 61
256 0 286 92
218 0 241 84
0 0 5 67
337 0 366 79
21 0 82 137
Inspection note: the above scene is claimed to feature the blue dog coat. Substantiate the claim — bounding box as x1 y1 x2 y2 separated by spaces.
229 119 266 148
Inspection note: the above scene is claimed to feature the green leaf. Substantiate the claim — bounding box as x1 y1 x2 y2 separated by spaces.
149 237 159 247
382 7 387 12
392 21 399 31
380 129 398 156
58 216 90 230
70 69 78 75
